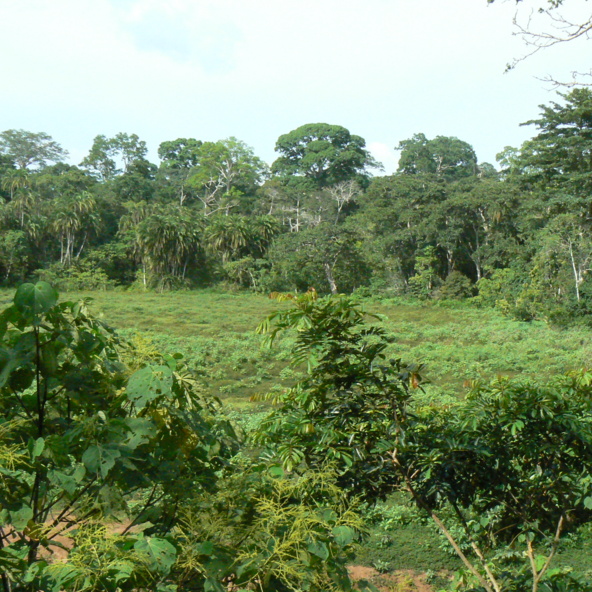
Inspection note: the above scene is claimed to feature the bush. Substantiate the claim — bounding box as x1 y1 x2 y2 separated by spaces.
436 271 474 300
36 261 116 290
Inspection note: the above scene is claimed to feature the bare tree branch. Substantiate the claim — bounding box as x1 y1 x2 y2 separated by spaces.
505 3 592 86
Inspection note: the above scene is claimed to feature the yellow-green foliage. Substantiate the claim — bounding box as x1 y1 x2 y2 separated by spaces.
42 522 172 592
0 420 26 473
174 466 364 591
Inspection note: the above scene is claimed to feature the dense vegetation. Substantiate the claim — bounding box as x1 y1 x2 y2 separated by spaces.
3 44 592 591
1 285 592 592
2 89 592 325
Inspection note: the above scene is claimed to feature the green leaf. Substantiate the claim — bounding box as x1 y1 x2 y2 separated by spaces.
204 578 225 592
134 537 176 574
196 541 215 555
29 437 44 460
267 465 285 478
332 525 356 546
48 470 78 496
307 540 329 560
111 560 135 583
584 496 592 510
82 445 121 479
126 365 174 409
123 418 156 449
14 282 58 319
10 505 33 530
534 554 547 572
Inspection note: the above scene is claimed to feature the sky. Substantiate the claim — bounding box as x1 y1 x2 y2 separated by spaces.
1 0 590 174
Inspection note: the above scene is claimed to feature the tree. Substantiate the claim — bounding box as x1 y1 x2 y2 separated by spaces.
34 164 96 201
256 292 592 591
0 282 238 591
81 133 151 182
502 89 592 200
0 169 30 202
205 214 279 263
352 173 449 288
272 123 381 188
255 291 422 499
488 0 592 87
186 138 268 214
0 230 29 283
0 130 67 170
396 373 592 592
396 133 478 179
51 192 100 265
157 138 203 206
532 212 592 303
158 138 203 169
263 225 371 294
132 205 203 289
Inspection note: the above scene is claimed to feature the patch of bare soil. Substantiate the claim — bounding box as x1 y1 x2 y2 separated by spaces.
348 566 444 592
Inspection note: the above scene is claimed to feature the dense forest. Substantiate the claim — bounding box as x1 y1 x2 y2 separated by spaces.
2 86 592 592
3 88 592 323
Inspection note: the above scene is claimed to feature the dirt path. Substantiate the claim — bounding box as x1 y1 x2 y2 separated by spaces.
348 565 441 592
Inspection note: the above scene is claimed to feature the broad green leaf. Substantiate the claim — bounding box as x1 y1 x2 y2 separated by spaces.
14 282 58 319
73 464 86 483
23 560 49 584
332 525 356 546
10 505 33 530
134 537 176 574
29 437 44 460
534 554 547 572
196 541 215 555
48 470 78 496
126 365 173 409
307 540 329 560
204 577 226 592
82 445 121 479
0 348 21 389
0 335 35 388
112 560 135 583
267 465 285 478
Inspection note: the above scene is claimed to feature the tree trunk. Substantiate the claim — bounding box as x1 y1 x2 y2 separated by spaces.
323 262 338 294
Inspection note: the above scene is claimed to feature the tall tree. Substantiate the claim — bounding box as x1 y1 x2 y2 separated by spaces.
51 192 99 265
503 88 592 199
186 138 268 214
81 133 151 181
0 130 67 170
157 138 204 206
272 123 381 188
396 133 478 179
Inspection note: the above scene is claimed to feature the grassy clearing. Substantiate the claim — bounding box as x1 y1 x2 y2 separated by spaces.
374 298 592 397
2 289 591 405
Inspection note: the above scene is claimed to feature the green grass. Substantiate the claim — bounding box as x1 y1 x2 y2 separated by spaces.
2 288 591 405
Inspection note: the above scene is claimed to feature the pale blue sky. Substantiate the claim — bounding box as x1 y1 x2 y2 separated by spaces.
1 0 590 173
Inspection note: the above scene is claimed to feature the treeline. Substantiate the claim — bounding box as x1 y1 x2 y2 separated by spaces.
2 90 592 321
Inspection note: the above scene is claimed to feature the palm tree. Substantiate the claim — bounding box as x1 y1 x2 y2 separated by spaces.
137 206 202 287
205 215 252 262
1 169 30 201
249 215 280 257
52 192 98 265
118 201 154 286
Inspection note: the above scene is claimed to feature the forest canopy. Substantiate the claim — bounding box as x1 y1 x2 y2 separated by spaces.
1 90 592 322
